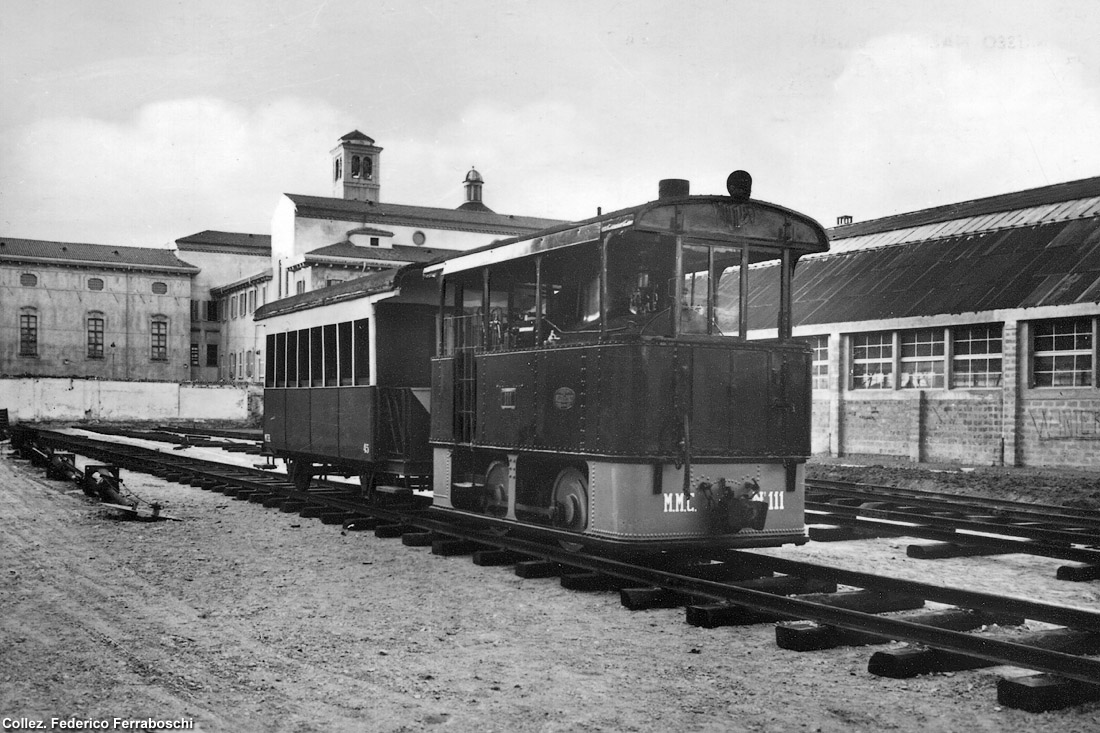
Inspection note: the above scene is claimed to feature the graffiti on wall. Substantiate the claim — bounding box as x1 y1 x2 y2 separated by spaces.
1028 406 1100 441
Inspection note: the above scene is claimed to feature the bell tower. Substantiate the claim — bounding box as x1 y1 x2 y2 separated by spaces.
331 131 382 202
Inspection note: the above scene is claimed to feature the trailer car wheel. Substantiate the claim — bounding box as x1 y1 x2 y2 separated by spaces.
288 459 312 492
551 467 588 532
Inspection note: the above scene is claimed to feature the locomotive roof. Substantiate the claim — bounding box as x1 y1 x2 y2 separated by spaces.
424 195 829 276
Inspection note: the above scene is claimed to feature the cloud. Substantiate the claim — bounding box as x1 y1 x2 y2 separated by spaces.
0 97 352 246
792 33 1100 222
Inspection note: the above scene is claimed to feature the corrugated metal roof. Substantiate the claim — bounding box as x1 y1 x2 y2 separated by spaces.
829 175 1100 239
824 196 1100 256
775 217 1100 328
285 193 565 235
0 236 200 272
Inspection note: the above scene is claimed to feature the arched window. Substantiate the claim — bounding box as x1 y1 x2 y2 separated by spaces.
362 156 373 180
351 155 361 179
87 313 105 359
150 315 168 361
19 307 38 356
334 157 342 181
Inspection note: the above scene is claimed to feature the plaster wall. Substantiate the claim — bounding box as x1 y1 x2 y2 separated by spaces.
0 377 249 422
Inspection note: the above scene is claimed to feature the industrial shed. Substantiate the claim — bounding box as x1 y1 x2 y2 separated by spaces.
778 176 1100 469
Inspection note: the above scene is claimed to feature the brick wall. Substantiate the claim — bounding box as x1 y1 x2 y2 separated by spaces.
1019 393 1100 468
839 394 915 460
811 396 831 454
923 393 1005 465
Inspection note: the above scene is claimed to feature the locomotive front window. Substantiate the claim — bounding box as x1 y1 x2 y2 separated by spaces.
681 242 784 339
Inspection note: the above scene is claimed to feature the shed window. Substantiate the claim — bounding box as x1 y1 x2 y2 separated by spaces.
952 325 1002 387
807 335 829 390
899 329 945 389
88 278 105 291
152 282 168 295
1033 318 1093 387
851 332 893 389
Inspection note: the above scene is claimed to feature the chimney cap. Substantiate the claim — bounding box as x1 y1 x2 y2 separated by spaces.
658 179 690 199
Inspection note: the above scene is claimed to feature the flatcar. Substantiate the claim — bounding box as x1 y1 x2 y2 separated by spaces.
259 172 829 553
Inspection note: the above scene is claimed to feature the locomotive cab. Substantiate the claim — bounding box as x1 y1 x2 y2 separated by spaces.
426 173 829 552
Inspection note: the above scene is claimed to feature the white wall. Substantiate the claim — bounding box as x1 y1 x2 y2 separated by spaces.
0 378 249 422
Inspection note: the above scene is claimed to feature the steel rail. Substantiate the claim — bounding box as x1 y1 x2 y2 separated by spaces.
803 508 1100 565
807 501 1100 547
809 478 1100 527
22 428 1100 685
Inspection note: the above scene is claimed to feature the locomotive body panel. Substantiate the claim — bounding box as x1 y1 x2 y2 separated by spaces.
434 339 811 461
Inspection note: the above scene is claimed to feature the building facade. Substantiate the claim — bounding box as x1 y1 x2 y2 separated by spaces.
1 238 198 381
174 230 272 382
781 177 1100 469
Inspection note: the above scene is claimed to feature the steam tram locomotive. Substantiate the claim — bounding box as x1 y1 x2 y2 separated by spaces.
261 173 829 552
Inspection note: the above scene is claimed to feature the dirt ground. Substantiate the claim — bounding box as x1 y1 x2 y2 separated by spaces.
2 440 1100 733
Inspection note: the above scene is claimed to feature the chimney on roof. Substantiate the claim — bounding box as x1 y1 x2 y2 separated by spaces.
836 215 853 226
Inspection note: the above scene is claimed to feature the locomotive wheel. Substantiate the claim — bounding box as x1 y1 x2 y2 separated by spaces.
550 467 588 532
483 461 509 517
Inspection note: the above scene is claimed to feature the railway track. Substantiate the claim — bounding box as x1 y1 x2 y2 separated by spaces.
11 425 1100 713
807 478 1100 580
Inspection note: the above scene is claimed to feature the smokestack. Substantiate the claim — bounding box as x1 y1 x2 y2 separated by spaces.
658 179 690 199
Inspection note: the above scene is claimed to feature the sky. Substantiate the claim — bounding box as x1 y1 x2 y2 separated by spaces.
1 0 1099 248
